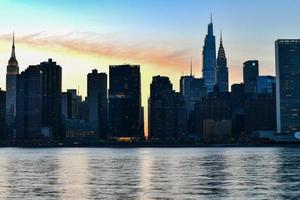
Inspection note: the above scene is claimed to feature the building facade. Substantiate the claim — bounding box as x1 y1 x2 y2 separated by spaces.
87 69 108 140
149 76 187 140
275 39 300 135
243 60 259 96
109 65 143 138
0 89 6 140
202 17 217 92
216 34 229 92
16 59 62 140
6 34 19 134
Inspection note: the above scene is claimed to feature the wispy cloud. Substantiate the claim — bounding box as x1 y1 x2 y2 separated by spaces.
0 32 191 69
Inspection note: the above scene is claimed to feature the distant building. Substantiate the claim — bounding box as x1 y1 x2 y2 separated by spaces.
275 39 300 135
180 75 206 134
202 17 217 92
109 65 143 138
231 83 245 139
79 97 89 122
0 89 6 140
16 66 44 139
61 92 72 120
257 76 276 96
67 89 82 119
16 59 62 140
244 95 276 134
194 86 231 142
6 34 19 135
87 69 108 140
216 33 229 92
180 75 206 114
148 76 187 140
243 60 259 96
64 119 97 142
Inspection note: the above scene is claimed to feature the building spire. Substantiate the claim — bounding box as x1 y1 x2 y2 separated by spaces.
190 57 193 76
210 13 213 24
11 32 16 59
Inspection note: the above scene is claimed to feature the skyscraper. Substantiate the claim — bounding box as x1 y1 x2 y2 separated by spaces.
109 65 143 138
16 59 62 140
202 16 217 92
149 76 187 140
216 33 229 92
16 66 43 139
243 60 259 96
6 34 19 132
180 60 206 114
61 91 72 120
275 39 300 135
87 69 108 140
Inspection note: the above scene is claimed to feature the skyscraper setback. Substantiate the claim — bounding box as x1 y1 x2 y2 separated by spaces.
6 34 19 132
202 16 217 92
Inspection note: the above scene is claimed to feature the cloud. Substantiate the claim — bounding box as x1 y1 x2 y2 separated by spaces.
0 32 191 69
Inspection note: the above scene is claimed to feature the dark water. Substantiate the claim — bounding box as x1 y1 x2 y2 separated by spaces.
0 148 299 200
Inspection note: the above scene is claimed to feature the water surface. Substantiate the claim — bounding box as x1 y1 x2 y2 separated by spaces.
0 147 299 200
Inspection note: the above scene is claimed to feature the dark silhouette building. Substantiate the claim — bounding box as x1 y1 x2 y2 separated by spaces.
194 86 231 142
244 96 276 134
243 60 259 97
180 73 206 134
216 33 229 92
202 16 217 92
61 91 72 120
257 76 276 96
0 89 6 140
275 39 300 135
16 59 62 140
87 69 108 140
109 65 143 138
16 66 43 139
148 76 187 140
6 34 19 136
67 89 81 119
231 83 245 139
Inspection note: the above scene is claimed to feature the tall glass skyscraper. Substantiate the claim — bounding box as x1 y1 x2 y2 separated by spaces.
202 17 216 92
275 39 300 135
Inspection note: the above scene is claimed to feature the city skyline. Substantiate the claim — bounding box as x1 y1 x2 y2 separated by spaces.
1 1 300 136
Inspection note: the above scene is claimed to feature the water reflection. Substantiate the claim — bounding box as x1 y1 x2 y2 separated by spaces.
0 148 299 199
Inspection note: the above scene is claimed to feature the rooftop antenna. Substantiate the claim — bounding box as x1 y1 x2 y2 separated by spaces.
190 57 193 76
210 13 213 23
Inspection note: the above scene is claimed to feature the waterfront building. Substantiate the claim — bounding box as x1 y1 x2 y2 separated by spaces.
275 39 300 135
231 83 245 139
109 65 143 138
194 85 231 142
148 76 187 140
16 59 62 140
87 69 108 140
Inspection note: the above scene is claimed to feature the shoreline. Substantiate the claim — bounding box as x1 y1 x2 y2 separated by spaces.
1 142 300 148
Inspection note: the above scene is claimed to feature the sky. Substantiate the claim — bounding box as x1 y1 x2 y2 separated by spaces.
0 0 299 134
